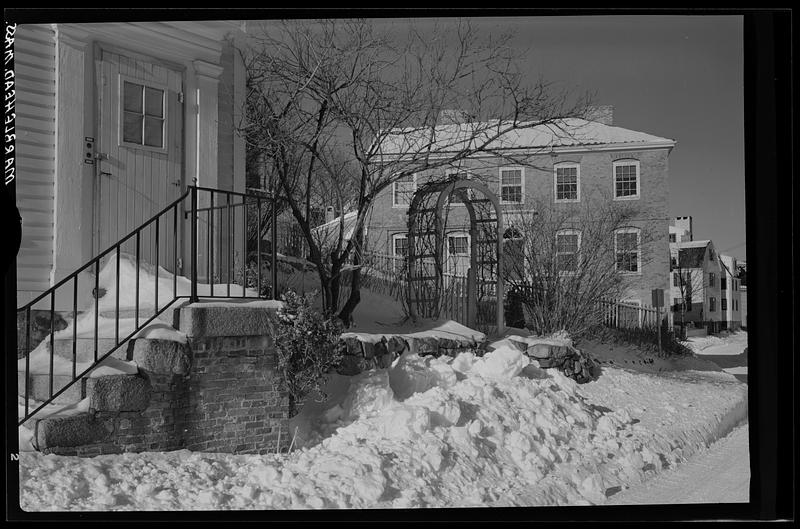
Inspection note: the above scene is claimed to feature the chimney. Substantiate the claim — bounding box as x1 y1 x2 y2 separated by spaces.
325 206 335 223
437 109 472 125
585 105 614 126
673 216 693 242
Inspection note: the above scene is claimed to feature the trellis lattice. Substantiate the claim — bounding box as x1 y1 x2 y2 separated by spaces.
406 175 505 334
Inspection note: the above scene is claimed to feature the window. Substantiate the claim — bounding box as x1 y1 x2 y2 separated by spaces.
721 298 727 311
673 272 679 287
721 277 727 290
447 234 469 256
554 163 580 202
392 174 417 208
122 79 165 148
709 272 716 287
733 279 738 291
709 297 716 312
500 168 524 204
708 248 715 261
392 233 408 257
613 160 640 200
555 230 581 273
392 233 408 274
614 228 641 273
734 299 738 311
669 233 676 243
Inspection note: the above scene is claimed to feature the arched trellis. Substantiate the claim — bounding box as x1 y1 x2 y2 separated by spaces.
406 176 505 334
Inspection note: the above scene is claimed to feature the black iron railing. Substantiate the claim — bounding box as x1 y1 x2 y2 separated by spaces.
17 186 279 426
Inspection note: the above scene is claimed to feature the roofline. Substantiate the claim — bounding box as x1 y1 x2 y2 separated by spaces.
311 210 358 233
375 140 676 163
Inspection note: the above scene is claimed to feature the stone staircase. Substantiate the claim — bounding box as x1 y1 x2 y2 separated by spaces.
18 309 176 406
21 334 192 454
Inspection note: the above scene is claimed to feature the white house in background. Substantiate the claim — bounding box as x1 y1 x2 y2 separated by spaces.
719 254 743 331
14 21 248 307
738 260 748 329
669 239 725 333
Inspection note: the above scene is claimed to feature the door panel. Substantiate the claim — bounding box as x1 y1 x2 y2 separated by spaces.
95 48 183 276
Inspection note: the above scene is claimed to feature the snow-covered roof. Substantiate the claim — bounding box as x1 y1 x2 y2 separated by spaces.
673 240 711 249
311 211 358 245
376 117 676 157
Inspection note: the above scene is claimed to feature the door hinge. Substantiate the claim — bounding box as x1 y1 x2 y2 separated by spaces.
178 92 184 104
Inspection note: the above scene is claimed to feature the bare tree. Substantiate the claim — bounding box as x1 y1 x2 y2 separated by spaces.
502 195 660 338
238 18 592 324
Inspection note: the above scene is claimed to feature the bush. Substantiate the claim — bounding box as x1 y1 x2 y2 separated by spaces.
585 323 692 358
273 290 344 417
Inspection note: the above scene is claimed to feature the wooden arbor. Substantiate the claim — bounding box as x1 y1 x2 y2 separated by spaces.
406 176 505 334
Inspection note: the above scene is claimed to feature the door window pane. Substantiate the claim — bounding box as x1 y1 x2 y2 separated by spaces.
145 87 164 118
123 81 143 113
123 111 143 144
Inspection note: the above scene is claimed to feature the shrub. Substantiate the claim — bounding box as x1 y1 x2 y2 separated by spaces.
273 290 344 417
585 323 692 358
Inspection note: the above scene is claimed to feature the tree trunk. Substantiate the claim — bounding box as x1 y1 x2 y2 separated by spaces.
337 227 364 327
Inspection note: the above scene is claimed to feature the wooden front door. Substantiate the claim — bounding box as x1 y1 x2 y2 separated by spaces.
94 46 184 273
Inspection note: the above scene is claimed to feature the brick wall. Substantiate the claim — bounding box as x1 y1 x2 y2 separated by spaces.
38 301 290 456
367 147 672 304
183 334 287 454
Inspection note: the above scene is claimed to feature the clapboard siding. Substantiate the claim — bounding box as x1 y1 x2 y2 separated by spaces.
15 24 56 298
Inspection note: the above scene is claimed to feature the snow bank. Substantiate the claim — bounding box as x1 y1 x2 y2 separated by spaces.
342 319 485 345
19 339 747 511
95 251 256 313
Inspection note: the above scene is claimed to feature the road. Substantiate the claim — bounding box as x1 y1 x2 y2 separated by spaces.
605 421 750 505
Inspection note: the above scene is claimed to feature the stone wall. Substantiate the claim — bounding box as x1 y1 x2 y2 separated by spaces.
36 300 290 456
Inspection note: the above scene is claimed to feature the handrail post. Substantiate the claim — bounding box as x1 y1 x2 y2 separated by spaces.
271 190 278 300
190 186 198 303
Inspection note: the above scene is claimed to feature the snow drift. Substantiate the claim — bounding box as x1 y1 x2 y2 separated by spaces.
19 339 747 511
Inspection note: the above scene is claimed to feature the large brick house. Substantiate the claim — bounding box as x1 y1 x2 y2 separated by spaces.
364 108 676 306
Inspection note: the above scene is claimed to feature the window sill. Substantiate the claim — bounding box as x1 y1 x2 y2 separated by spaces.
613 195 640 201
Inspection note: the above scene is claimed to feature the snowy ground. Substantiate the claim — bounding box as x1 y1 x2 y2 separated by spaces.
18 333 748 511
683 330 748 382
605 422 749 505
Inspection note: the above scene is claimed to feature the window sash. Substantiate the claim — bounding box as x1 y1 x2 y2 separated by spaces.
556 232 580 272
555 166 578 201
615 230 640 273
393 175 416 207
447 236 469 256
122 80 164 148
500 169 523 203
393 235 408 257
614 163 639 198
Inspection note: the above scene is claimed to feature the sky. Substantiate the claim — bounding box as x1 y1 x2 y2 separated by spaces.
385 15 746 261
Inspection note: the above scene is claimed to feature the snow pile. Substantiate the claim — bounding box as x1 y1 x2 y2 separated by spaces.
95 251 256 313
19 339 747 511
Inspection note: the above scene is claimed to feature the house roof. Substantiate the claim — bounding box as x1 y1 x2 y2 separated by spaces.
311 211 358 246
377 117 676 157
673 240 711 249
677 247 706 269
